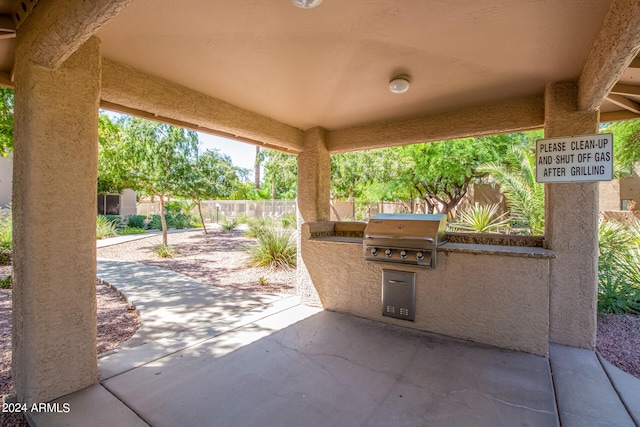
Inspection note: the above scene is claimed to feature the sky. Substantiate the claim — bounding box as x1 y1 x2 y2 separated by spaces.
198 132 257 172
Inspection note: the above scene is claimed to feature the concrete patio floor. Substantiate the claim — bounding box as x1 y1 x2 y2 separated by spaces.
28 259 640 427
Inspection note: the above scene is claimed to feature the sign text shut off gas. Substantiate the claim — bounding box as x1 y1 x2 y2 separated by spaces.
535 133 613 183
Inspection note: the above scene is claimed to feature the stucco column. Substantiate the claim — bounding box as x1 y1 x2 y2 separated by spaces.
296 127 330 305
544 82 599 349
297 127 331 223
12 36 101 404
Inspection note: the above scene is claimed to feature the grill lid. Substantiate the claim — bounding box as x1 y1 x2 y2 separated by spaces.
364 213 447 244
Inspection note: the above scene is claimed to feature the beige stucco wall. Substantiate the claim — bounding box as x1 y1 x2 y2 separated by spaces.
120 188 137 216
300 223 551 356
0 153 12 208
599 180 621 211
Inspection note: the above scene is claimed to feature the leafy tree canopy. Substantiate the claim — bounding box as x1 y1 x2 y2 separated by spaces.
260 149 298 199
601 120 640 171
173 148 240 233
98 114 200 244
0 87 13 157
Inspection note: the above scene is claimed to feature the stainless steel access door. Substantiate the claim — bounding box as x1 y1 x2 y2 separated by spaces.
382 269 416 322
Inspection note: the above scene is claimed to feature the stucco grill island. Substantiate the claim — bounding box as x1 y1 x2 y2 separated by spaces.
363 213 447 268
363 214 448 322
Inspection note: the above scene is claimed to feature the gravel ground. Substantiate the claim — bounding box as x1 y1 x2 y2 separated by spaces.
97 228 296 294
596 313 640 379
0 278 140 427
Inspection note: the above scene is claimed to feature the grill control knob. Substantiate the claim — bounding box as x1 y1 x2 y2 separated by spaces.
370 248 378 256
416 251 424 260
384 248 392 257
400 250 408 259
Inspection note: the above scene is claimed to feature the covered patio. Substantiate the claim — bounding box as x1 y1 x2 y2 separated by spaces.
27 260 640 426
2 0 640 424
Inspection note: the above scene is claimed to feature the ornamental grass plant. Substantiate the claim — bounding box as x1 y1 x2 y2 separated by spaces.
247 225 296 269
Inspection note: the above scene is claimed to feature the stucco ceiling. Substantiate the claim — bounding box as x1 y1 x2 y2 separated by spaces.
0 0 639 135
95 0 615 131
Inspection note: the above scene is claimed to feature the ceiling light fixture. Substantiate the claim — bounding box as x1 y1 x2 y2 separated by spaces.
292 0 323 9
389 75 411 94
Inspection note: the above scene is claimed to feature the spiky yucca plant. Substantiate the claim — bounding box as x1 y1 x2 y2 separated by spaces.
450 203 510 233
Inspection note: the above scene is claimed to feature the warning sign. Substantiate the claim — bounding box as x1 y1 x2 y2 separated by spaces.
535 133 613 183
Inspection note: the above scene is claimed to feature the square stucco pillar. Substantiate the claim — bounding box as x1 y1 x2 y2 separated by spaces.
12 36 101 404
544 82 599 349
296 127 330 305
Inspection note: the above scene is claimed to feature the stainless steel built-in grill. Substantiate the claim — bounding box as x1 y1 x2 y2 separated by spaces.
363 213 447 268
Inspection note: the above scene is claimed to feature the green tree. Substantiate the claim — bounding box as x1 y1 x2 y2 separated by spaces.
0 87 14 157
98 115 199 245
602 119 640 172
399 135 515 215
174 149 239 234
97 113 127 193
331 148 401 200
260 149 298 199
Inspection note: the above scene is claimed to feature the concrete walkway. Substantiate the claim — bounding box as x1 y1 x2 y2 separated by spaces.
29 259 640 426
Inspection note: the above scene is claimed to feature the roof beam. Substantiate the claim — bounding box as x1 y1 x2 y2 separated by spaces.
610 83 640 96
578 0 640 112
628 57 640 69
327 95 544 154
100 101 299 154
16 0 133 69
600 110 640 122
101 59 303 153
606 94 640 114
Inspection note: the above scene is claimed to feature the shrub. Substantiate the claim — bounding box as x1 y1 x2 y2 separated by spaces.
154 243 175 258
117 227 147 235
221 217 238 231
0 275 11 289
149 214 162 230
97 215 118 239
190 215 203 228
598 219 640 314
174 213 192 229
0 208 11 265
149 214 178 230
247 226 296 269
103 215 122 227
125 215 147 229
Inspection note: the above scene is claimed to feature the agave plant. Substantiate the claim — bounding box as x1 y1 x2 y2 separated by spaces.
450 203 510 233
